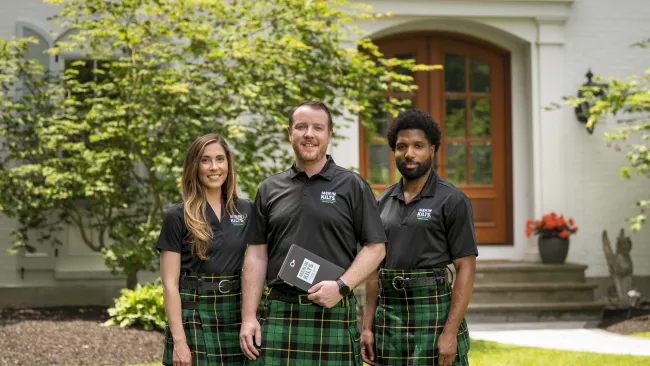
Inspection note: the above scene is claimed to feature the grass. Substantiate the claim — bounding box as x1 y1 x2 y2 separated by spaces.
129 339 650 366
630 332 650 338
467 339 650 366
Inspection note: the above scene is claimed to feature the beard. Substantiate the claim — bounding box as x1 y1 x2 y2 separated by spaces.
396 155 433 180
292 140 326 164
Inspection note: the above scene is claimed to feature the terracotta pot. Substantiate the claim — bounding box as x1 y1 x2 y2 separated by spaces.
538 236 569 264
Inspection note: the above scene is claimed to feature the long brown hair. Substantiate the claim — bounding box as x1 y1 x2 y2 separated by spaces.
181 134 239 260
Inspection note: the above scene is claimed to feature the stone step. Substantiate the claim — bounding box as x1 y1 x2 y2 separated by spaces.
472 282 597 303
466 301 606 323
475 262 587 284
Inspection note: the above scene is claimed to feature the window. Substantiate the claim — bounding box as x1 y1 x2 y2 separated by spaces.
13 22 57 269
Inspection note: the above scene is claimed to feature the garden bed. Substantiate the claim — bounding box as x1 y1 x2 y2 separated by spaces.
598 304 650 335
0 306 163 366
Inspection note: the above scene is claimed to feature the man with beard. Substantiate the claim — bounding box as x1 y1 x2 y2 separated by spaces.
361 109 478 366
239 101 387 365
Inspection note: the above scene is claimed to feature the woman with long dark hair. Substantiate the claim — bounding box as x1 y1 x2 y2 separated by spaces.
157 134 252 365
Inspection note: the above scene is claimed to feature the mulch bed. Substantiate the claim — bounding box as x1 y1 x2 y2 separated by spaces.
0 306 163 366
598 303 650 335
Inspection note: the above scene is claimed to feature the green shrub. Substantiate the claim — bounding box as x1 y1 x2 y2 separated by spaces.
104 278 167 331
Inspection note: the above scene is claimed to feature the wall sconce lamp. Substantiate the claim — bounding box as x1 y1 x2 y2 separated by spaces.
574 69 606 135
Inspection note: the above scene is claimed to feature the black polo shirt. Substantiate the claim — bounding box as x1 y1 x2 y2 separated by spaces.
376 169 478 269
244 155 387 293
156 198 253 274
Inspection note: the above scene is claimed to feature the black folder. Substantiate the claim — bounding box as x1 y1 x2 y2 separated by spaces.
277 244 346 293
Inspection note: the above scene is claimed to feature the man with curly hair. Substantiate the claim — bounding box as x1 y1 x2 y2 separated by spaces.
361 108 478 366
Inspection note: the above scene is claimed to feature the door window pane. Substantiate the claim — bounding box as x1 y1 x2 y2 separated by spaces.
370 101 389 138
444 54 465 92
470 58 490 93
445 98 466 138
369 143 390 184
393 52 415 85
471 142 492 184
470 98 491 138
445 142 466 184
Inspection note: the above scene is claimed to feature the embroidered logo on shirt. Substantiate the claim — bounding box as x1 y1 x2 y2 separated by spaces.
230 214 247 226
320 191 337 204
416 208 432 220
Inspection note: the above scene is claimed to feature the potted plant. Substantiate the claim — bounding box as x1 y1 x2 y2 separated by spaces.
525 212 579 264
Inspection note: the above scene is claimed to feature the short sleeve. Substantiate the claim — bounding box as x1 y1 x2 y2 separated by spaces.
446 195 479 260
353 178 388 246
156 207 185 253
243 186 268 245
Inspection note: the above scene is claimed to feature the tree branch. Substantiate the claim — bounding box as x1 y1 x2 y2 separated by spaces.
69 203 102 251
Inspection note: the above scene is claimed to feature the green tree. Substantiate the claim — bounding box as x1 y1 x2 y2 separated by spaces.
0 0 437 288
563 39 649 232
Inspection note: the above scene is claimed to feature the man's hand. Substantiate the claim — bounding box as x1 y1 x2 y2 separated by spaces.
239 318 262 360
360 329 375 365
307 281 343 308
437 329 457 366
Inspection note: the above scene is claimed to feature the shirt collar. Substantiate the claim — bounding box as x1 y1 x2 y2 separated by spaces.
290 154 336 181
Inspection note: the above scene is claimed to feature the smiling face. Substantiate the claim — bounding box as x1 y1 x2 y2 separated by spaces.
197 142 229 193
394 129 435 181
288 105 332 165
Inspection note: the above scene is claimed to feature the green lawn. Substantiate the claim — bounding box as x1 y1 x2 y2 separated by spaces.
630 332 650 338
130 339 650 366
467 339 650 366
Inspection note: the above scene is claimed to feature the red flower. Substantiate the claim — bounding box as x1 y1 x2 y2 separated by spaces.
525 212 578 239
545 218 556 229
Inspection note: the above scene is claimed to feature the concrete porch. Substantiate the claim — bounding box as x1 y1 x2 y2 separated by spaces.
466 260 606 323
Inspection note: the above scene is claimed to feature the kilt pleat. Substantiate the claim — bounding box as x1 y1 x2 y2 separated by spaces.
163 272 245 366
245 290 362 366
374 268 470 366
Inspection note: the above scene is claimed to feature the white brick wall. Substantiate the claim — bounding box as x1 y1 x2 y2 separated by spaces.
0 213 19 283
563 0 650 277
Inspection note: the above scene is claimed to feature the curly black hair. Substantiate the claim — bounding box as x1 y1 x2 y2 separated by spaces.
386 109 441 152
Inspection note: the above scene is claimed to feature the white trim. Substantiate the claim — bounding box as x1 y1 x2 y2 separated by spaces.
15 20 55 72
359 0 575 20
15 20 54 44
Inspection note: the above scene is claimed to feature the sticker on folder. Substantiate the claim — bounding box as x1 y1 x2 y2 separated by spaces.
278 244 345 292
297 259 320 284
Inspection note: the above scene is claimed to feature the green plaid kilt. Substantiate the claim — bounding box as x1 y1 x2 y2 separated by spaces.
374 268 471 366
245 289 362 366
163 272 244 366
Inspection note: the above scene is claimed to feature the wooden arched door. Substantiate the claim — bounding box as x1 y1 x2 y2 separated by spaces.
359 33 513 245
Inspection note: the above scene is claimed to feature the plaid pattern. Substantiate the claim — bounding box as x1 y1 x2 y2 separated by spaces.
163 272 244 366
374 268 471 366
245 289 362 366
